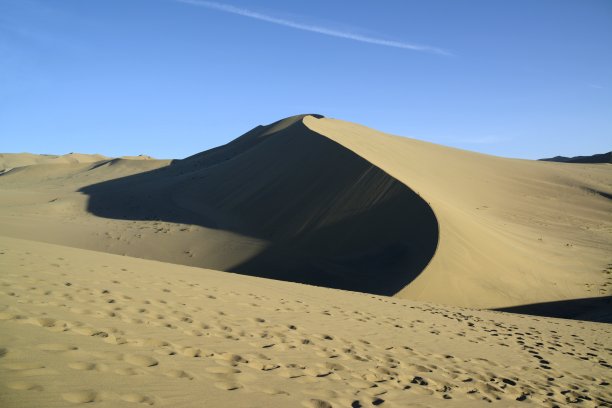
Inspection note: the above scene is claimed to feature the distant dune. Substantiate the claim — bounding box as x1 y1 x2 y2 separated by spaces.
0 153 158 174
0 115 610 315
0 153 109 173
540 151 611 164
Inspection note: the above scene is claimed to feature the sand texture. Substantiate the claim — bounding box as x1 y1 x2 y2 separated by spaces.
0 236 610 408
0 115 610 312
0 115 611 406
304 116 611 309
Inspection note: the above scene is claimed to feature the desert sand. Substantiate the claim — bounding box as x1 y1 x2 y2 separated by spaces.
0 153 111 174
1 236 610 407
0 115 610 311
0 114 611 407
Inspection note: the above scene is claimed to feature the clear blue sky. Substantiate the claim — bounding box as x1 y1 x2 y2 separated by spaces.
1 0 610 159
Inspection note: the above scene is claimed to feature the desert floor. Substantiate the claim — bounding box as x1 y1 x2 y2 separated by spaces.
1 236 610 407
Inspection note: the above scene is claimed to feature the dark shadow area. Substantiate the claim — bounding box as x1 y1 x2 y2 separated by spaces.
539 151 611 164
78 114 439 296
587 188 612 201
495 296 612 323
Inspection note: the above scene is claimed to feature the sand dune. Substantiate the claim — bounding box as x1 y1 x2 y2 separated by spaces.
1 115 611 407
0 153 110 173
304 116 612 309
0 115 610 313
75 115 438 295
0 236 610 407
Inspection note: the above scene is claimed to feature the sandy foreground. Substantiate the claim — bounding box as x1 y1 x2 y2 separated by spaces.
0 236 610 408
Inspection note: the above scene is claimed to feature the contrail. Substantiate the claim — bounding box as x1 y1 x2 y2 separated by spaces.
176 0 451 56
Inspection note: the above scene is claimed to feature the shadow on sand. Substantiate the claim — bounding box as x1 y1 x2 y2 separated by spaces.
495 296 612 323
78 115 439 296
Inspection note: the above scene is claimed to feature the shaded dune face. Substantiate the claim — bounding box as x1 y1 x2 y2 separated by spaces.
79 115 438 295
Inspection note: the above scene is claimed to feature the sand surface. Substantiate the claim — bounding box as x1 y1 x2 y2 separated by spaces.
1 115 611 407
0 115 610 312
1 236 610 407
0 153 110 173
305 116 612 309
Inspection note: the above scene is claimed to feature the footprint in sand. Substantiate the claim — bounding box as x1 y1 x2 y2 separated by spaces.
67 361 97 371
0 312 26 320
115 367 141 376
6 381 44 391
62 390 97 403
121 392 155 405
214 381 242 391
204 366 241 375
68 361 109 371
259 387 289 396
32 317 57 328
124 354 159 367
302 399 333 408
164 369 194 380
37 343 78 352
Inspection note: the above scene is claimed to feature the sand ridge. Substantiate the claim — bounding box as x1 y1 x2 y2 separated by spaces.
0 153 111 173
0 236 610 407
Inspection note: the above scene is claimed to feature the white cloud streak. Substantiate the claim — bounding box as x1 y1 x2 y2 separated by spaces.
176 0 451 56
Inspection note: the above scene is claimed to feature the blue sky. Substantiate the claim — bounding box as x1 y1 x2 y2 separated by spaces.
1 0 610 159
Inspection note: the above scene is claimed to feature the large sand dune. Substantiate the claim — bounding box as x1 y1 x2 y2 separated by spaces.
0 115 610 313
78 115 438 295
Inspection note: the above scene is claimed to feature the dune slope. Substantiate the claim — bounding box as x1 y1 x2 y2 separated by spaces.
0 236 610 408
79 114 438 295
304 116 612 309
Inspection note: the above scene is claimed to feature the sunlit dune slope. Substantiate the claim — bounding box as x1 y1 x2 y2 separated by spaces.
304 116 611 308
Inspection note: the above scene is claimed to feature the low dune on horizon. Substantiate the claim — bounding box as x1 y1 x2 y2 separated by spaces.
1 114 611 407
